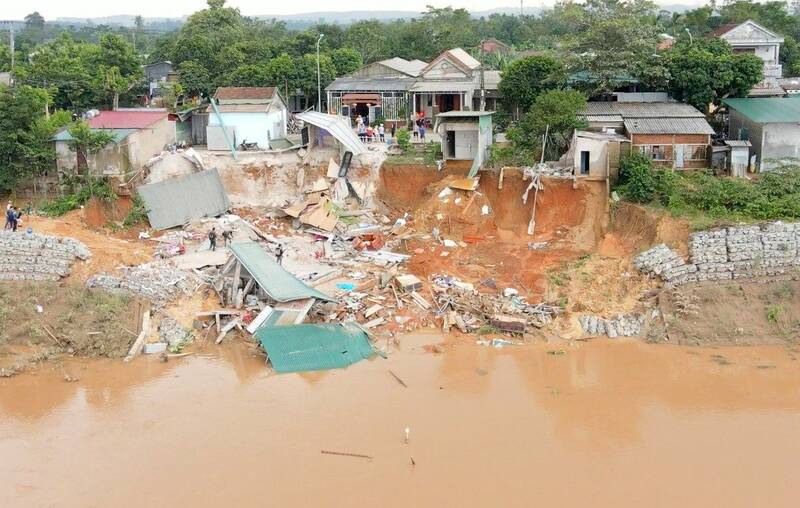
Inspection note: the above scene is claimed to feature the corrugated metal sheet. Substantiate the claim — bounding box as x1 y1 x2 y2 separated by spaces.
326 77 415 91
583 102 705 118
584 114 623 123
296 111 367 155
723 97 800 123
623 117 715 135
229 242 335 303
410 80 475 92
379 57 427 77
137 169 231 230
256 323 374 373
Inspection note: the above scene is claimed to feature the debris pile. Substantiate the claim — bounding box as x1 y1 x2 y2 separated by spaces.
431 274 561 333
635 222 800 286
87 262 202 306
579 313 644 337
158 317 193 350
0 231 90 281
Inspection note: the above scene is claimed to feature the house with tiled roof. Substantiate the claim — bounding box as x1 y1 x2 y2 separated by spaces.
326 47 501 127
206 86 288 151
53 109 175 178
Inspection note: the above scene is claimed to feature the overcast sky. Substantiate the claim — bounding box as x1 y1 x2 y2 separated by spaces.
2 0 701 20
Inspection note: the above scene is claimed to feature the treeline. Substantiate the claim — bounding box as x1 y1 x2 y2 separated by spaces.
1 0 799 192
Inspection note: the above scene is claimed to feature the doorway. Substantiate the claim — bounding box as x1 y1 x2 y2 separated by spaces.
580 151 590 175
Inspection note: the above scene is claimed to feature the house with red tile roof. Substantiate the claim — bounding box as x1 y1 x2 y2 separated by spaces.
53 109 175 178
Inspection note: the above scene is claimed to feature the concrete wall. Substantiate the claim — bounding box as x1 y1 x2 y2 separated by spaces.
762 123 800 170
126 117 176 171
208 110 286 149
573 136 609 178
728 109 764 168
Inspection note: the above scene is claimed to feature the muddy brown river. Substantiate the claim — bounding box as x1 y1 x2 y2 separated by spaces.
2 335 799 507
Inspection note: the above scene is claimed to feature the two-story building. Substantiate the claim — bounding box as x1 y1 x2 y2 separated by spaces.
712 20 785 96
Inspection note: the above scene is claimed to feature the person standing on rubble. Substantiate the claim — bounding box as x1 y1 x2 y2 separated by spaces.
4 202 13 230
221 229 232 247
208 227 218 251
379 123 385 142
275 243 284 266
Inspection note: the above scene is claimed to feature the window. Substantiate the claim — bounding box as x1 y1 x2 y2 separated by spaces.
688 145 707 160
638 145 666 160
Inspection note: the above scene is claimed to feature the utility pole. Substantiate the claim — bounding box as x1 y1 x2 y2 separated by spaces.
316 33 324 112
520 0 524 16
479 40 486 111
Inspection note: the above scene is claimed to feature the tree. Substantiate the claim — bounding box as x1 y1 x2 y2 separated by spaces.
664 39 762 110
134 16 145 33
498 55 564 119
67 121 115 172
0 85 55 190
178 60 212 98
573 17 660 94
329 48 362 76
507 89 588 161
24 12 46 30
225 64 268 87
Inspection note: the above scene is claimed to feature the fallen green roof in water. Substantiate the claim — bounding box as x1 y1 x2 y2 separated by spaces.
256 323 374 373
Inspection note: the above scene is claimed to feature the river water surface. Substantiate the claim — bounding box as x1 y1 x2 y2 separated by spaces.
1 335 799 507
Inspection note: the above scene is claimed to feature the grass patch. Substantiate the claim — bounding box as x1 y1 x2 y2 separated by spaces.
39 177 117 217
767 304 783 324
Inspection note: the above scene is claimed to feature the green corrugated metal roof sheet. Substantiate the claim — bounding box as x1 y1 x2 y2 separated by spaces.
229 242 334 302
137 169 231 230
256 323 374 373
723 98 800 123
52 128 137 143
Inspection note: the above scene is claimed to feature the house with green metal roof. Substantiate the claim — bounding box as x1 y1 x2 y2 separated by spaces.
724 98 800 172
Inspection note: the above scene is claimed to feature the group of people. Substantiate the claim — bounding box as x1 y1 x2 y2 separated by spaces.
355 115 392 143
4 202 23 232
207 226 284 265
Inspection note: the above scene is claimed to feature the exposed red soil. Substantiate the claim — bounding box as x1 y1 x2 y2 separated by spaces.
378 166 608 299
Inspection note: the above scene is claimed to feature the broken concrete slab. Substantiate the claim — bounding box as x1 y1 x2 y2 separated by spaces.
171 250 229 270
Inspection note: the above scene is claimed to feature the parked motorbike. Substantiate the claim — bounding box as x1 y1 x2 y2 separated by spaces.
238 139 259 151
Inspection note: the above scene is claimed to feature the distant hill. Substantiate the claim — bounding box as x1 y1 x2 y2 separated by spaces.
51 4 699 28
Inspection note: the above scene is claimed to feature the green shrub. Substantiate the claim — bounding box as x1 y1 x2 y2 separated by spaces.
39 177 117 217
122 195 148 228
396 128 411 151
616 154 800 223
423 142 442 165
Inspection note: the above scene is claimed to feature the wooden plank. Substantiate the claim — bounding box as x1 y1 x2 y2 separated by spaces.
195 309 245 317
364 304 383 318
461 193 477 216
362 317 385 329
215 318 241 344
309 268 343 287
124 308 151 362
